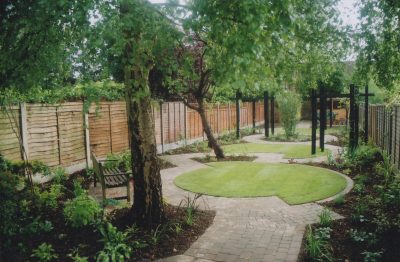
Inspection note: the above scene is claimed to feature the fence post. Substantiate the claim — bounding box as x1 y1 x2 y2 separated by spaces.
394 107 397 166
217 102 220 136
311 89 317 155
159 102 164 153
108 104 113 153
354 86 359 148
319 84 326 152
84 111 91 168
271 95 275 135
390 109 393 162
236 91 240 139
55 106 62 165
329 97 333 128
183 104 187 142
364 85 369 142
252 100 256 133
349 84 355 150
20 103 30 161
264 91 269 137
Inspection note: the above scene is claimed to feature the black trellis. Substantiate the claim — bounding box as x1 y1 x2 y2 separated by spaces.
311 84 374 154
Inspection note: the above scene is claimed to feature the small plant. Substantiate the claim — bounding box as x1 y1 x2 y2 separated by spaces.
327 152 336 166
348 229 378 246
73 180 86 197
170 222 182 234
37 184 63 210
305 226 332 262
179 193 202 226
68 248 89 262
362 250 383 262
31 243 58 262
64 193 102 228
318 208 333 227
52 166 67 184
96 222 131 261
23 218 54 236
149 224 166 245
333 194 345 206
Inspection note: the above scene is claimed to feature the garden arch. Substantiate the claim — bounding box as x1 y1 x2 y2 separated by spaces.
311 84 374 154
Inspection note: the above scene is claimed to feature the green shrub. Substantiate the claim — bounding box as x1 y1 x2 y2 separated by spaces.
305 226 332 261
345 145 383 170
318 208 333 227
64 194 101 228
96 222 131 261
52 167 67 184
73 180 86 197
105 151 131 171
31 243 58 262
179 194 201 226
349 229 378 246
362 250 383 262
36 184 63 210
0 170 23 251
276 91 301 138
333 194 345 206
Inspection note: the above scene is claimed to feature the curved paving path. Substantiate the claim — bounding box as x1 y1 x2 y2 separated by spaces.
159 135 352 262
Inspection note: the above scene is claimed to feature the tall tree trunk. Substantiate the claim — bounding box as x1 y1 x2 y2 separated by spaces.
124 65 164 228
196 99 225 159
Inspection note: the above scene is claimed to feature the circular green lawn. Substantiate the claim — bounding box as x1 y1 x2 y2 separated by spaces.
174 162 347 205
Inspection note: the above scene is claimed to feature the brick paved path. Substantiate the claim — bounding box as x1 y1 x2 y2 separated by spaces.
158 137 353 262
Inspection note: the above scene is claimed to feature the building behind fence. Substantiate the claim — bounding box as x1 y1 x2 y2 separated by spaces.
0 101 268 173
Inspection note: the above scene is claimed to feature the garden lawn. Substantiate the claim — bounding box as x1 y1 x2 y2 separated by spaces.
222 143 329 158
174 162 347 204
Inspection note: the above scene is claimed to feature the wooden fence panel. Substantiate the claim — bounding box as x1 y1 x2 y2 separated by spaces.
0 107 21 161
27 105 60 167
88 104 112 157
57 103 86 167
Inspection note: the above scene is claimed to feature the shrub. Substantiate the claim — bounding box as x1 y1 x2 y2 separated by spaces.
318 208 333 227
64 194 101 228
276 91 301 138
305 226 332 261
52 167 67 184
345 145 383 171
348 229 378 246
96 222 131 261
179 194 201 226
105 150 131 171
0 170 22 251
36 184 63 210
362 250 383 262
333 194 345 206
31 243 58 262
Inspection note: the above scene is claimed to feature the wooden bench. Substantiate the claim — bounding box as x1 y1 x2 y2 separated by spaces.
91 152 131 203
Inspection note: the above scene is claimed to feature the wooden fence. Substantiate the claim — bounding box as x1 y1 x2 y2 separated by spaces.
0 101 267 172
359 103 400 167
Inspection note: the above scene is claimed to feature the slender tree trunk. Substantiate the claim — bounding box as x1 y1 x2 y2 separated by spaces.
124 65 164 228
196 99 225 159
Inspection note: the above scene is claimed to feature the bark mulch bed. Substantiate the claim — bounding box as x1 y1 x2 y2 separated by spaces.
298 162 400 262
7 171 215 262
112 205 216 261
191 155 257 163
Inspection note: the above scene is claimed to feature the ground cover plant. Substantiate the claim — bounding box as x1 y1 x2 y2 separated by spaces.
174 162 347 204
0 154 214 261
222 143 330 159
300 144 400 261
